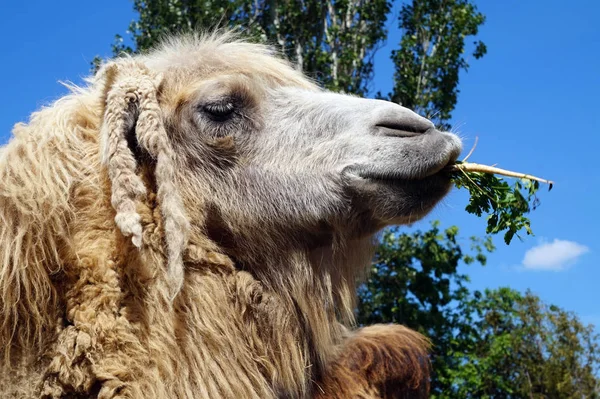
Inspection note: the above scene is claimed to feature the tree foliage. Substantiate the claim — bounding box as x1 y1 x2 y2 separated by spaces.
111 0 391 95
357 227 600 396
454 169 545 245
391 0 487 129
443 288 600 398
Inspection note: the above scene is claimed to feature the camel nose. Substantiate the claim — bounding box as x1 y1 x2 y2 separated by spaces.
373 104 435 137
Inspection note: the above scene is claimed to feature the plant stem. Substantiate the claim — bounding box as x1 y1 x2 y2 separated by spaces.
448 162 554 188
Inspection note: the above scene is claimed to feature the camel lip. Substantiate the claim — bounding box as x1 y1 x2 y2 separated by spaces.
355 169 452 182
343 159 456 182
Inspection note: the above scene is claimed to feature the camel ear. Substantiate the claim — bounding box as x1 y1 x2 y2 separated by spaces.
99 60 189 297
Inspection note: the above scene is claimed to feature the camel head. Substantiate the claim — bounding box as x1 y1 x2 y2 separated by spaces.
104 35 462 270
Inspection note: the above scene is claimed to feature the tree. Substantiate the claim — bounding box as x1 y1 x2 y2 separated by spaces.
391 0 487 129
109 0 391 95
357 228 600 397
443 288 600 398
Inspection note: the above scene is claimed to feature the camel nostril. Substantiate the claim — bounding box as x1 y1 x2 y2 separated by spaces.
375 121 432 137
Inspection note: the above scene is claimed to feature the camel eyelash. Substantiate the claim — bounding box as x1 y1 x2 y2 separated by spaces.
200 94 247 122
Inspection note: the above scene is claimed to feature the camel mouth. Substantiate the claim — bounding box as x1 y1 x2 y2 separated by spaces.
344 131 462 183
344 156 457 183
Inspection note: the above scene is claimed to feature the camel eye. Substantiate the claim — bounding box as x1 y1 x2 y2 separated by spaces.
202 101 236 122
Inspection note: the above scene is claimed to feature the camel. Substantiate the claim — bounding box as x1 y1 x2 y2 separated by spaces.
0 33 462 398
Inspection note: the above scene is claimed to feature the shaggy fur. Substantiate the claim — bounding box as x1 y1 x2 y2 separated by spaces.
0 32 461 398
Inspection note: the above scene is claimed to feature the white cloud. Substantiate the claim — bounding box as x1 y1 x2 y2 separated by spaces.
522 239 590 271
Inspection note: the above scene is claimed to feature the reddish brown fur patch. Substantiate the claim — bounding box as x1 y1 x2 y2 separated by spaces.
314 325 431 399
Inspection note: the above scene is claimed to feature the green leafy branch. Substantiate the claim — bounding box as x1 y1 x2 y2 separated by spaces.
446 140 554 244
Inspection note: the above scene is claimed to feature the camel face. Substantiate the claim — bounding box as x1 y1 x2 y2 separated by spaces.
162 69 461 248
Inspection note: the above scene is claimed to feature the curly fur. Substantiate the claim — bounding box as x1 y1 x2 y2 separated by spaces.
0 32 433 398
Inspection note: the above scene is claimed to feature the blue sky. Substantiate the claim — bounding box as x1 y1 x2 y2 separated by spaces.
1 1 598 327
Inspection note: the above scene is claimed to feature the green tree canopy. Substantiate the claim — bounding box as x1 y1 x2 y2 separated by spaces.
110 0 390 95
391 0 486 129
444 288 600 398
357 227 600 397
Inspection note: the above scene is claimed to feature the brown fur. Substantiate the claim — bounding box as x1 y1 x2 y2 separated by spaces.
315 325 431 398
0 33 431 398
